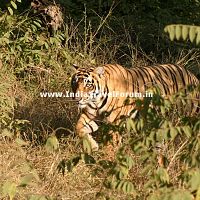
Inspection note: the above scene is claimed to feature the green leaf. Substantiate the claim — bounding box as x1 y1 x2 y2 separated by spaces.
170 127 178 140
125 181 135 193
19 174 34 187
164 26 169 33
45 135 59 152
116 180 135 194
7 7 13 15
196 187 200 200
16 45 22 51
182 25 189 40
50 37 55 45
126 156 134 169
122 181 128 193
29 195 50 200
122 181 135 194
83 136 92 154
182 126 192 138
1 128 13 138
30 24 37 32
156 167 170 184
2 181 17 200
139 118 144 129
116 180 124 190
130 118 136 132
16 0 21 2
189 170 200 192
196 28 200 45
171 190 193 200
10 1 17 9
119 165 129 177
126 118 132 132
169 25 175 41
15 138 28 146
175 25 182 40
33 20 42 28
44 42 49 49
81 153 96 164
189 26 197 43
160 105 166 115
156 129 164 142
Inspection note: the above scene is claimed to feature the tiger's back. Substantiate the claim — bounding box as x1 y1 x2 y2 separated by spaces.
97 64 199 120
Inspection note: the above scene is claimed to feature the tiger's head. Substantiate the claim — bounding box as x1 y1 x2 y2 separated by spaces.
71 64 106 109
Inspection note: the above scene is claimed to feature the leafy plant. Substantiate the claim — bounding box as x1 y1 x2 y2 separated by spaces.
56 85 200 199
164 24 200 45
0 160 41 199
7 0 22 16
0 68 16 130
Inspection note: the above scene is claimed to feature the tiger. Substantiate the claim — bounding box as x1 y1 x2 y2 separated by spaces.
71 64 200 151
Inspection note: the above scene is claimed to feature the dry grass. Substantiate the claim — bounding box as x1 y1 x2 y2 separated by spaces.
1 139 98 199
0 137 142 199
0 133 195 200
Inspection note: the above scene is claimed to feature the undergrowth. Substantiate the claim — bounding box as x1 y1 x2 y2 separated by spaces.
0 4 200 200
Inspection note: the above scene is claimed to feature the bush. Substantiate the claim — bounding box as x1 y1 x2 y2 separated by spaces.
60 87 200 199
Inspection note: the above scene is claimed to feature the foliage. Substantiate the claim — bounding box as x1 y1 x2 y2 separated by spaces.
58 86 200 199
0 68 16 130
2 0 200 61
0 145 53 200
164 24 200 45
0 12 67 80
7 0 22 15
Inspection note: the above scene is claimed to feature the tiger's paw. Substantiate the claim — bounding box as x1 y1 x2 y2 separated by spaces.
86 134 99 152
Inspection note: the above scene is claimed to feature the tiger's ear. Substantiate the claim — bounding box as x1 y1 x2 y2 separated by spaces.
94 66 105 76
72 64 79 70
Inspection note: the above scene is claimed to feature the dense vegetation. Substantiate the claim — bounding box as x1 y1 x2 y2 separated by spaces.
0 0 200 199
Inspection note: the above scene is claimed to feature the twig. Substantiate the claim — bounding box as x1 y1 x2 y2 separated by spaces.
167 139 188 172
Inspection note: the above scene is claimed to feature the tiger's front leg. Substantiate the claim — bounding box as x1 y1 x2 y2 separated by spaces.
76 113 99 151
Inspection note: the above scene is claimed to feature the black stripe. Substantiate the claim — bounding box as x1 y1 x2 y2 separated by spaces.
155 65 179 93
99 95 108 109
131 69 142 92
98 86 109 109
173 64 186 87
149 67 169 94
88 103 97 110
